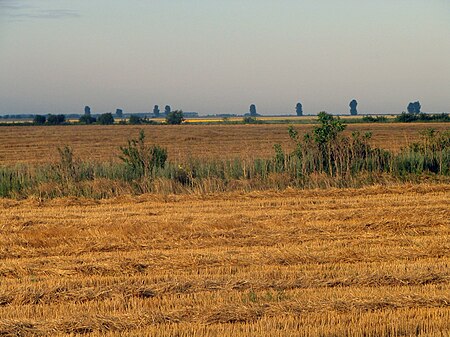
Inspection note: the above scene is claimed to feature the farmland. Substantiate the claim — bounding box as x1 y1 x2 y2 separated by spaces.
0 120 449 336
0 123 448 164
0 184 449 336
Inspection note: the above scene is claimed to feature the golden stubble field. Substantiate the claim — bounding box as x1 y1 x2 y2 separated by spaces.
0 123 448 164
1 184 449 336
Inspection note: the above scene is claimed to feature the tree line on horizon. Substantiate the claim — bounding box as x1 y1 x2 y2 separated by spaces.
2 99 448 126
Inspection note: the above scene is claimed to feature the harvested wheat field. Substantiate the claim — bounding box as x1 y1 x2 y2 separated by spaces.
0 184 449 336
0 123 448 164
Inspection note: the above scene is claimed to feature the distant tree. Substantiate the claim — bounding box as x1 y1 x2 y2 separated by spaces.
33 115 46 125
97 113 114 125
79 114 96 124
166 110 184 125
47 114 66 125
349 99 358 116
250 104 257 117
296 102 303 116
129 115 142 125
164 105 171 116
407 103 414 114
84 106 91 116
153 105 160 117
407 101 421 114
115 109 123 118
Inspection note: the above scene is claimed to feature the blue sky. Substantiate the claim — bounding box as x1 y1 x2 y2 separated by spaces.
0 0 449 115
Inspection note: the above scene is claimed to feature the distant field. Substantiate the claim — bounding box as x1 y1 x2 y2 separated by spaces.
0 123 448 164
0 184 449 336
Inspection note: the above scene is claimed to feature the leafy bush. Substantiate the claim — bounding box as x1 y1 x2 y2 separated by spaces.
396 112 450 123
47 114 66 125
142 118 159 125
129 115 142 125
396 113 419 123
119 130 168 178
362 116 388 123
79 115 96 124
33 115 46 125
97 113 115 125
243 116 261 124
166 110 185 125
282 113 381 176
313 112 346 146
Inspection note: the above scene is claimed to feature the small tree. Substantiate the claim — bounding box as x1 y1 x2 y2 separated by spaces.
314 112 346 146
153 105 160 117
79 115 96 124
119 130 168 178
349 99 358 116
84 106 91 116
129 115 142 125
33 115 46 125
116 109 123 118
250 104 257 117
47 114 66 125
97 113 114 125
296 102 303 116
164 105 171 116
407 101 421 114
284 112 357 177
166 110 184 125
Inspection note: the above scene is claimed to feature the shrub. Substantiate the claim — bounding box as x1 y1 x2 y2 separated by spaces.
79 115 96 124
97 113 115 125
47 114 66 125
119 130 168 178
396 112 450 123
141 118 159 125
166 110 184 125
243 116 259 124
396 113 418 123
313 112 346 146
281 113 383 176
33 115 46 125
129 115 142 125
362 116 388 123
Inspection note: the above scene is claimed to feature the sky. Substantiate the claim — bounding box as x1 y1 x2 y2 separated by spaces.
0 0 449 115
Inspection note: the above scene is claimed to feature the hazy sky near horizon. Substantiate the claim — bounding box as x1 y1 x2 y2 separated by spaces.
1 0 449 115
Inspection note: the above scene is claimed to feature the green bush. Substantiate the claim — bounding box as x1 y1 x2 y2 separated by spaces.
129 115 142 125
362 116 388 123
396 112 450 123
47 114 66 125
313 112 346 146
79 115 96 124
119 130 168 178
166 110 185 125
33 115 46 125
97 113 115 125
242 116 261 124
